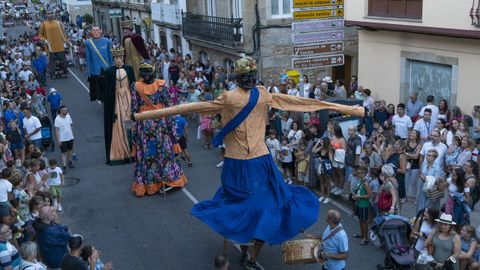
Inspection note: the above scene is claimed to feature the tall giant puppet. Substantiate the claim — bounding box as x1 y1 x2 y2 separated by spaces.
135 57 365 268
39 9 70 77
85 26 113 102
103 47 135 165
122 20 149 80
131 61 186 197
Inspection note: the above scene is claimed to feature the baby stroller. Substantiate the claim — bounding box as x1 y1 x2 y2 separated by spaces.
66 47 75 68
39 116 53 152
371 215 415 270
53 59 68 79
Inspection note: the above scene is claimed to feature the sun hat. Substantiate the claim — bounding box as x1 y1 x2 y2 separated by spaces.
435 213 456 225
323 76 333 83
49 88 57 93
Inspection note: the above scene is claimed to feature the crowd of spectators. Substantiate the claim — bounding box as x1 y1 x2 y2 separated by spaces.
0 6 114 270
2 3 480 268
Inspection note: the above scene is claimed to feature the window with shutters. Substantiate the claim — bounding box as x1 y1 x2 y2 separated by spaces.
368 0 423 20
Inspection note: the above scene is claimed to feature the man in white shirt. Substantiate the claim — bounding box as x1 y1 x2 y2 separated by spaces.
419 95 439 130
18 64 34 82
414 108 433 143
54 106 75 171
22 107 43 149
420 129 448 170
392 103 413 139
267 80 279 94
0 168 13 224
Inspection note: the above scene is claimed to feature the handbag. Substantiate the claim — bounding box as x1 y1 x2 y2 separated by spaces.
426 186 445 201
416 247 435 265
378 189 393 211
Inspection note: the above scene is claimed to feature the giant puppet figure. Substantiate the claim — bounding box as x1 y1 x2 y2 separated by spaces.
103 47 135 165
134 57 365 268
85 26 113 102
122 20 149 80
39 9 71 78
131 60 187 197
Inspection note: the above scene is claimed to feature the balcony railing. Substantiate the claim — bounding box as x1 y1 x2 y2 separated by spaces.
368 0 423 20
182 12 243 48
151 3 181 26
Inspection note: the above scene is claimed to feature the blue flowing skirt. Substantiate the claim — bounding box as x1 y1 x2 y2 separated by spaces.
191 154 320 245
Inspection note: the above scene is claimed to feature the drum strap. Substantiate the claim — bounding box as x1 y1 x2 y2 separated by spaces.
322 226 343 242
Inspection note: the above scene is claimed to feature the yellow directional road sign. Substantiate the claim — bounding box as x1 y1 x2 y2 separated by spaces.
293 0 344 9
293 8 344 21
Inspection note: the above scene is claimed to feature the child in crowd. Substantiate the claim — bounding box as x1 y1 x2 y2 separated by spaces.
265 129 280 163
47 159 64 212
295 142 309 185
6 120 24 162
279 136 294 184
10 172 30 223
472 138 480 163
352 167 371 245
200 114 213 149
367 168 381 223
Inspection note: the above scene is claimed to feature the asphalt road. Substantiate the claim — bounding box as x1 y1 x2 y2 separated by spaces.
6 23 387 270
43 66 387 270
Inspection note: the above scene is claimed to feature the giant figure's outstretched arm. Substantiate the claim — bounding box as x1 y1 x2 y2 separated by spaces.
134 101 223 121
270 93 365 117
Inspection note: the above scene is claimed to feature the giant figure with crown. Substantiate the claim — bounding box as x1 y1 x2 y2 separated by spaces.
121 20 150 80
130 60 187 197
134 57 365 269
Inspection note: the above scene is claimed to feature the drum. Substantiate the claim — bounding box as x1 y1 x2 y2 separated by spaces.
281 239 320 265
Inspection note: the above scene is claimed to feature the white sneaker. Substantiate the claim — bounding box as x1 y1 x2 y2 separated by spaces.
318 196 325 202
57 203 62 212
323 198 331 204
287 178 293 185
331 187 338 194
216 161 224 168
334 189 343 195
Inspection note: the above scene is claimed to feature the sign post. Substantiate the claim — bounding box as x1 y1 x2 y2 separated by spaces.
291 0 345 69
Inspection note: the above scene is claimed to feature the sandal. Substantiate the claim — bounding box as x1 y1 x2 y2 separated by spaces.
359 240 370 245
352 234 362 238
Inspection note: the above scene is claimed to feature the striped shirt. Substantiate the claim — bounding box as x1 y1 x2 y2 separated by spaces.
0 241 20 270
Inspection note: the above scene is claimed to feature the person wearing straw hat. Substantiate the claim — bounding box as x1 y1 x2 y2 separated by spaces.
134 57 364 270
424 213 461 270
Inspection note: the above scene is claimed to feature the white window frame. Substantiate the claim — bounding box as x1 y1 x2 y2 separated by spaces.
207 0 216 16
271 0 292 19
233 0 242 18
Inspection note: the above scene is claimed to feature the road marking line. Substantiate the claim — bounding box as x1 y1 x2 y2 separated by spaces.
329 197 353 215
181 187 264 269
181 187 199 204
68 68 101 105
71 67 264 268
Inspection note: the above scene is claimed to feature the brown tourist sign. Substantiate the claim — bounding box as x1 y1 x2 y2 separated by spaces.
292 54 345 69
292 41 344 56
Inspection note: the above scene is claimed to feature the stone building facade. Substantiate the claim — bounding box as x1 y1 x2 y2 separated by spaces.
181 0 357 86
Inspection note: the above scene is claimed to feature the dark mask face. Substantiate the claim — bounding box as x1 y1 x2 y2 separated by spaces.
236 71 257 90
139 68 154 84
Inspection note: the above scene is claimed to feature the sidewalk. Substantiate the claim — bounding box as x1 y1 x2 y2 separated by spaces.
325 188 480 226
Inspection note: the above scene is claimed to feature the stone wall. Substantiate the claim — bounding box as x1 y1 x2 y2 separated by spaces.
190 44 241 68
67 4 92 23
258 27 332 83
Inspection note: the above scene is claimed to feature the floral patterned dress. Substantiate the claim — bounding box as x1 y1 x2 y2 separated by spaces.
131 80 187 197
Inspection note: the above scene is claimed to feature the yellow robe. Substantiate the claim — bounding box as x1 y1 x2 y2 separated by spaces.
124 37 143 80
